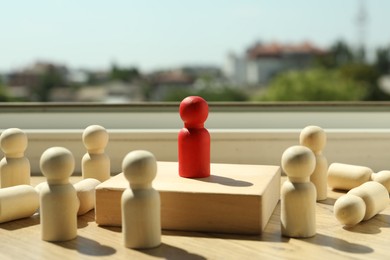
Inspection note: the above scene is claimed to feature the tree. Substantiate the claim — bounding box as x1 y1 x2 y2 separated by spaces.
110 64 140 82
254 68 368 101
374 46 390 76
35 67 67 102
339 63 390 100
0 76 11 101
315 40 356 68
313 40 390 101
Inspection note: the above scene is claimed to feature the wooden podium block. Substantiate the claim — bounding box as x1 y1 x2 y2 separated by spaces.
95 162 280 234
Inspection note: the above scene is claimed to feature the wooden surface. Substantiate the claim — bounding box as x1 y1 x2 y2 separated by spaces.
1 177 390 259
95 162 280 234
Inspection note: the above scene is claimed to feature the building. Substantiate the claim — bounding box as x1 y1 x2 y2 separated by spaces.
5 62 68 101
75 81 143 103
148 69 195 101
225 41 326 86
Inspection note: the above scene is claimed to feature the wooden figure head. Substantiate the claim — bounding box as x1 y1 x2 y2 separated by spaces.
40 147 75 185
299 125 326 153
281 145 316 182
122 150 157 189
179 96 208 128
0 128 28 157
82 125 109 153
334 194 366 226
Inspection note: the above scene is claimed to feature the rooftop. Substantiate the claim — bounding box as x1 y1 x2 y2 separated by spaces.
246 41 326 59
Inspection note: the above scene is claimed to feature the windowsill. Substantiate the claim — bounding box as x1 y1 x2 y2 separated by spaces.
1 102 389 174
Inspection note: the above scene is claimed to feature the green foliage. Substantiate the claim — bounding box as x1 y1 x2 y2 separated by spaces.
254 68 368 101
316 40 356 68
375 46 390 75
314 40 390 101
339 63 378 83
339 63 390 100
35 68 67 102
110 64 140 82
0 87 10 101
0 76 13 101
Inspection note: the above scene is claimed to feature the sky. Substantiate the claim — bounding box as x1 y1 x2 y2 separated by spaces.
0 0 389 73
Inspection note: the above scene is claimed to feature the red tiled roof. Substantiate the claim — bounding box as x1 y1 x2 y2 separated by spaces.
247 41 326 59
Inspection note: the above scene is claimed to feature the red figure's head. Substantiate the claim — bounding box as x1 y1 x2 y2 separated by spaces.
179 96 208 127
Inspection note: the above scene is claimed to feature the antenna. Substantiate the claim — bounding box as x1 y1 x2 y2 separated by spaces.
355 0 368 61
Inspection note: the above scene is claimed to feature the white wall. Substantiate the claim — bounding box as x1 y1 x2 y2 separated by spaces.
21 129 390 175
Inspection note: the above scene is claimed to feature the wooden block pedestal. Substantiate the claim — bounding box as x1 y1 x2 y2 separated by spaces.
95 162 280 234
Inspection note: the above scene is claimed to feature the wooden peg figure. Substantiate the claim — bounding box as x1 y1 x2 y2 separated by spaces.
0 128 30 188
74 178 101 216
40 147 79 242
328 163 373 191
299 125 328 201
73 178 101 216
371 170 390 192
334 181 389 226
281 145 316 238
82 125 110 182
121 150 161 249
0 185 39 223
178 96 210 178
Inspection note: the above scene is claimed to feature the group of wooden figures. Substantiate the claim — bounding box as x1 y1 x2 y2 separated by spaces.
0 125 161 249
0 96 214 249
282 126 390 238
2 95 390 248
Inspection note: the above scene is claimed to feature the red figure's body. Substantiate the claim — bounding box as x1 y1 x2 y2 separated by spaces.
178 96 210 178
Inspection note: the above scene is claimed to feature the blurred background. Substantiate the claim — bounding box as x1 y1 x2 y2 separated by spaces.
0 0 389 102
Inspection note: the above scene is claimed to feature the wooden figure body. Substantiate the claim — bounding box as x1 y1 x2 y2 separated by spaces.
0 128 30 188
34 181 46 193
299 125 328 201
371 170 390 192
82 125 110 182
0 185 39 223
178 96 210 178
328 163 372 191
40 147 79 242
334 181 389 226
121 150 161 249
281 145 316 238
74 178 101 215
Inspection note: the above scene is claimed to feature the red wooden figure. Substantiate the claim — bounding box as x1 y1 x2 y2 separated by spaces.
178 96 210 178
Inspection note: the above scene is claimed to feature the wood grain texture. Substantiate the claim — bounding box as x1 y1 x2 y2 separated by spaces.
95 162 281 234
